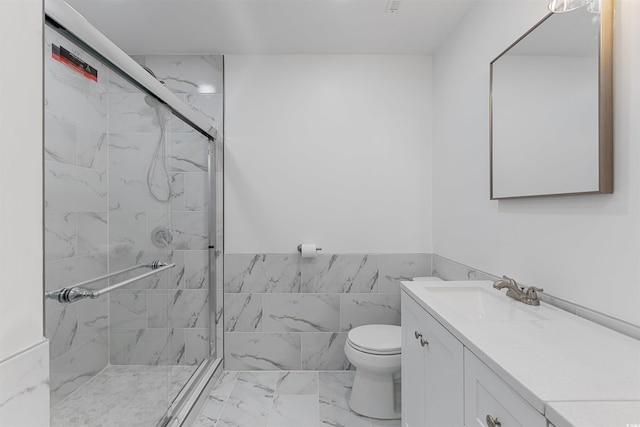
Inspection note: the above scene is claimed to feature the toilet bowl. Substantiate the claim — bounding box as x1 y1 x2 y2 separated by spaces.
344 324 402 420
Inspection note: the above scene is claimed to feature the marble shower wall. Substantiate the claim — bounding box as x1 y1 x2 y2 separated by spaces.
224 253 431 370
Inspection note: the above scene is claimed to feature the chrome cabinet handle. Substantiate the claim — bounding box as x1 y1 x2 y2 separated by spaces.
486 415 501 427
414 331 422 339
420 337 429 347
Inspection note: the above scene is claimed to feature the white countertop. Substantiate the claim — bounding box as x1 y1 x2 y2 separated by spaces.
546 401 640 427
401 280 640 425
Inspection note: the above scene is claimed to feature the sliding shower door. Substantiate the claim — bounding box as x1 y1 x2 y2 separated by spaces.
44 23 215 426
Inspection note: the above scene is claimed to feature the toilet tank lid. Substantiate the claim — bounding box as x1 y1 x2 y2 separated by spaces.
347 324 401 353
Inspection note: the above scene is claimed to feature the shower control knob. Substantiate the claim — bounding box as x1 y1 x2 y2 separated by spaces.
486 415 501 427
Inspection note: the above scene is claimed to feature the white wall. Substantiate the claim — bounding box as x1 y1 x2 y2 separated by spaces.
433 0 640 326
0 0 49 425
0 0 44 360
225 55 433 254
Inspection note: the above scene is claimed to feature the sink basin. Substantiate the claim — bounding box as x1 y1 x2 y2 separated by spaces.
421 286 548 321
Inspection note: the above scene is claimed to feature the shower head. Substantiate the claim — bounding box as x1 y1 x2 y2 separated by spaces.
141 65 165 85
141 65 165 108
145 94 160 108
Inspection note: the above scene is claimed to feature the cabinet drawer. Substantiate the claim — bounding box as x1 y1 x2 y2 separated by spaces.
464 349 546 427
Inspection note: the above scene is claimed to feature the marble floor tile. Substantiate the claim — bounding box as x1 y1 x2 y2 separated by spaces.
275 371 318 395
267 395 319 427
193 370 401 427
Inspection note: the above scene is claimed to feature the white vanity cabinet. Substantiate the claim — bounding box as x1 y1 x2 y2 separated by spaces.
401 292 464 427
464 348 546 427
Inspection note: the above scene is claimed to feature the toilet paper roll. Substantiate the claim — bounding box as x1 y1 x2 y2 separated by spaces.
300 244 317 258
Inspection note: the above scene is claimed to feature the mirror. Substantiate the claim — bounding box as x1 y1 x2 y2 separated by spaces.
490 0 613 199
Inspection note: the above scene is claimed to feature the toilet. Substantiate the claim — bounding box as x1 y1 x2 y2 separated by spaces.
344 324 402 419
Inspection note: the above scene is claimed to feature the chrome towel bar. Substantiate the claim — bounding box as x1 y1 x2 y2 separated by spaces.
45 261 175 303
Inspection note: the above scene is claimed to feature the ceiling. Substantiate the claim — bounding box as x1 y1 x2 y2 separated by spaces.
64 0 477 55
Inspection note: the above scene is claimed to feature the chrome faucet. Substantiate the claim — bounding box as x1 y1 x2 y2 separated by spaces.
493 276 544 306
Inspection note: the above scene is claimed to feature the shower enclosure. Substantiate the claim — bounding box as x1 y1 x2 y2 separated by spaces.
43 1 222 425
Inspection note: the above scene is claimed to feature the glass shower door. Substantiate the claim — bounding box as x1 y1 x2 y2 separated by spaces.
44 22 213 426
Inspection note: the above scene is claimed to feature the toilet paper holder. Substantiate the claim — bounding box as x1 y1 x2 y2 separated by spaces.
297 244 322 253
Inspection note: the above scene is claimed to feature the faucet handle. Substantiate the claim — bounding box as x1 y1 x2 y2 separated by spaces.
525 286 544 298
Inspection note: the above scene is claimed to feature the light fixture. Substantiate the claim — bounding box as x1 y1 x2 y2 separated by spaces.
548 0 593 12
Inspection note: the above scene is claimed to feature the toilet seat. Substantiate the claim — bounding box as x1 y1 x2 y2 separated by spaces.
347 325 401 355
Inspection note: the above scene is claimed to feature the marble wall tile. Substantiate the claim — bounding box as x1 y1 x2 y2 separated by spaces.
109 211 147 252
186 328 210 365
301 333 351 371
170 132 209 172
0 340 49 426
45 253 108 293
46 305 78 360
108 133 155 173
263 294 339 333
45 211 77 261
169 328 187 365
45 111 76 165
171 211 208 250
148 290 170 328
431 254 498 281
301 254 378 293
50 332 108 406
185 172 209 211
142 55 224 94
224 333 301 371
109 172 184 212
45 161 107 212
171 289 209 328
77 297 108 344
77 212 108 256
184 94 224 132
225 294 263 332
110 328 174 365
77 126 107 171
169 250 187 289
225 254 301 293
108 93 158 133
339 293 401 332
378 253 432 293
184 250 209 289
110 290 147 329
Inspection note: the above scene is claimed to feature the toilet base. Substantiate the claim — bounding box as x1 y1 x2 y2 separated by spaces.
348 369 401 420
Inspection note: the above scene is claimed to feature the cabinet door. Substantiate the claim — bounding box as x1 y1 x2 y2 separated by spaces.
464 348 546 427
422 306 464 427
401 292 464 427
401 294 428 427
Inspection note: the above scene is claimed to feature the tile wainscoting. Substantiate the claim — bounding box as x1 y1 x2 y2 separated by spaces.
223 253 431 371
224 253 640 371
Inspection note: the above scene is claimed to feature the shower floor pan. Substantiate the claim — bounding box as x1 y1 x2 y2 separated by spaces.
51 365 197 427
